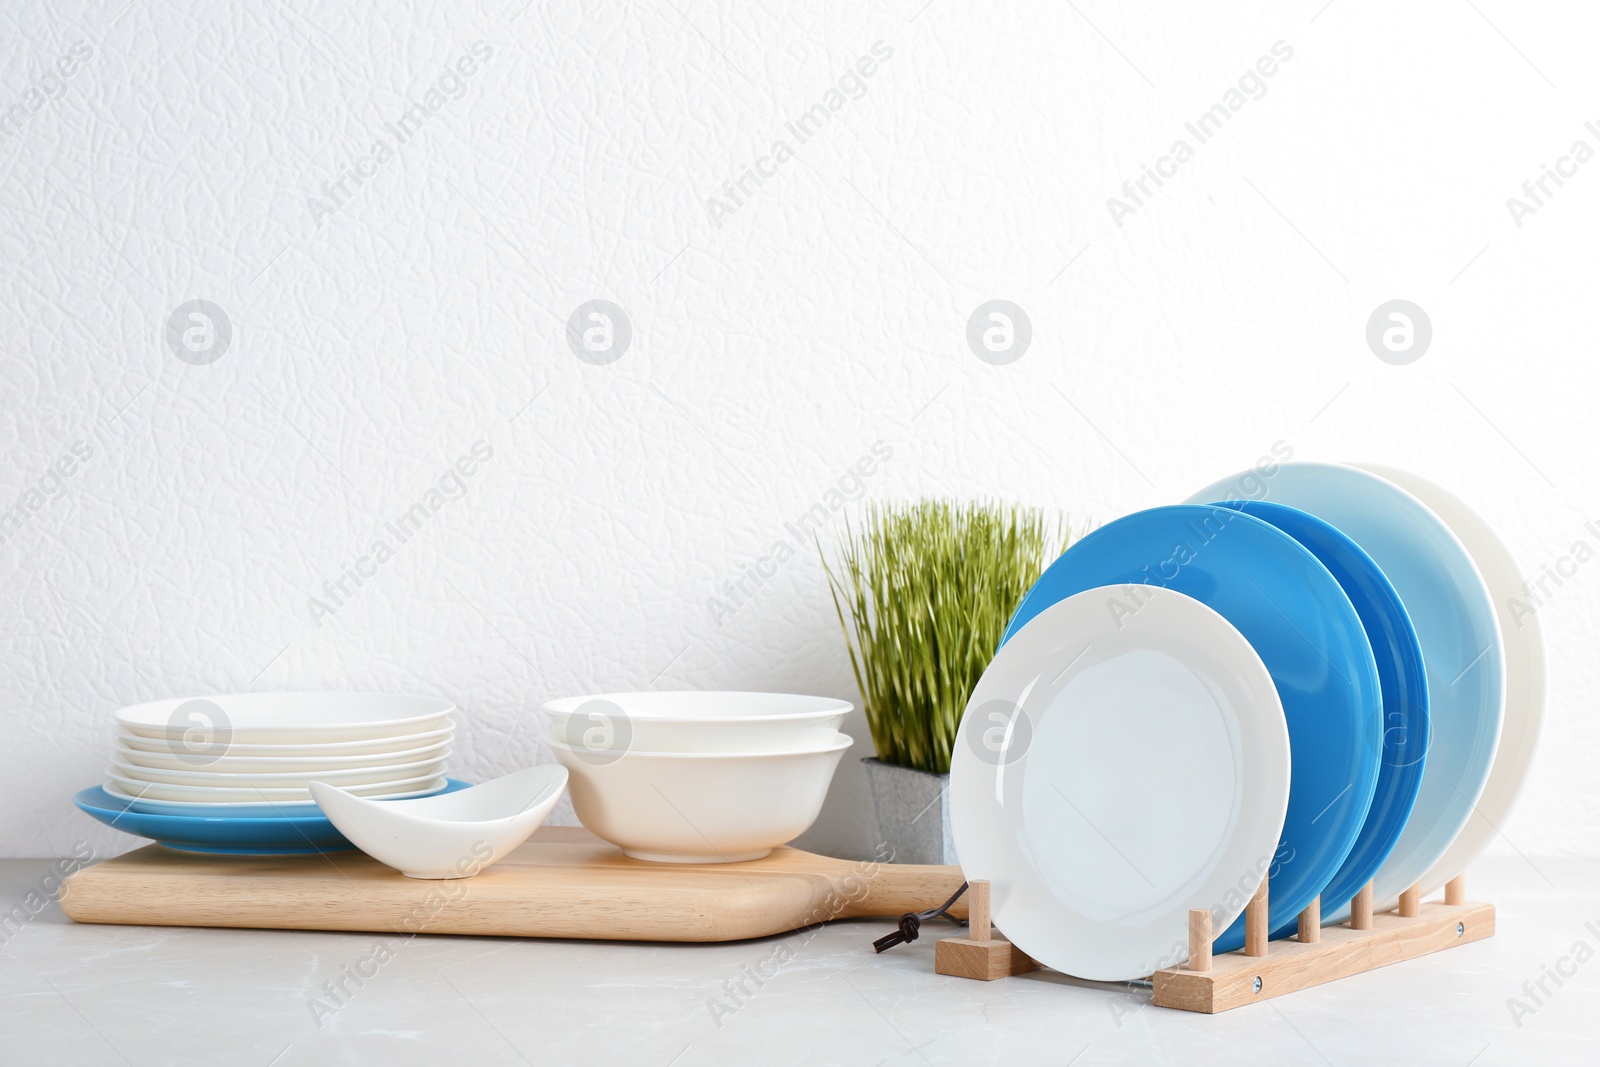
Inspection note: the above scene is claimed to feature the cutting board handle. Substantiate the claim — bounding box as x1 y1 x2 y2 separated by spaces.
837 859 968 921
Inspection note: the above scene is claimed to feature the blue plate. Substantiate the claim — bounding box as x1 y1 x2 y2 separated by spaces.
1001 505 1382 952
74 778 472 856
1214 501 1428 935
1185 463 1503 915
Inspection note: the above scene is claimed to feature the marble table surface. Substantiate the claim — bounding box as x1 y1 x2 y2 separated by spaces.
1 852 1596 1066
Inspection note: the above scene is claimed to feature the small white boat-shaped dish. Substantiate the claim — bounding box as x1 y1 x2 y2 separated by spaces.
310 766 568 879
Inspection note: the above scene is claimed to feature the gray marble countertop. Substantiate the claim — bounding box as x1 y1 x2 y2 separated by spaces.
2 853 1596 1066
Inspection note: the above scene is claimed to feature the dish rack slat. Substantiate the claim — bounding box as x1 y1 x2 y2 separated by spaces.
934 875 1494 1013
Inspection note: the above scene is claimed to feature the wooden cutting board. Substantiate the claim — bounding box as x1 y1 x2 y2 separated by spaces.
60 827 966 942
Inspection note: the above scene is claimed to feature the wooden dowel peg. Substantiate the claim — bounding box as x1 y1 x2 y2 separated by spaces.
1188 909 1213 972
1244 878 1269 957
969 879 991 941
1445 875 1466 906
1399 883 1420 918
1297 897 1321 944
1351 883 1373 930
934 878 1037 981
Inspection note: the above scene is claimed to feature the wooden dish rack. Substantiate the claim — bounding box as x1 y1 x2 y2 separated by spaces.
935 875 1494 1013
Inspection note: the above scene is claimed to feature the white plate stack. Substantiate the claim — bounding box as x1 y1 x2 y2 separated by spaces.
106 692 455 814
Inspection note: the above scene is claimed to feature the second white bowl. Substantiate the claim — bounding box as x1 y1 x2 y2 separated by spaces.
550 732 853 863
541 691 850 755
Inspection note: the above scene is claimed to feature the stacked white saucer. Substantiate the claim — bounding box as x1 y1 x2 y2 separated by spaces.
106 692 455 815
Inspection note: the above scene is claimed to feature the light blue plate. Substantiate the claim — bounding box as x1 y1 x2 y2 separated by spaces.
1001 505 1382 952
1186 462 1504 914
74 778 471 856
1214 501 1428 934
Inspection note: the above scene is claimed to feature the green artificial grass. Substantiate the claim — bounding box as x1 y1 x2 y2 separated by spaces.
821 500 1071 775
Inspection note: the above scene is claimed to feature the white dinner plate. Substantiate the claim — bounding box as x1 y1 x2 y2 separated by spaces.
105 772 445 807
949 585 1291 982
108 756 447 788
114 724 455 758
114 738 452 773
115 692 454 744
1354 464 1546 895
1186 462 1505 914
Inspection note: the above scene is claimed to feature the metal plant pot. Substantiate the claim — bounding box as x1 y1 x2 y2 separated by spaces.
862 757 957 866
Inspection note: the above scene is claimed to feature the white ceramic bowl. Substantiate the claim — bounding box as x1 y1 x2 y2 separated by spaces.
541 692 850 754
108 756 447 789
311 766 568 879
550 732 853 862
114 738 452 773
115 724 455 758
115 692 454 744
105 771 445 806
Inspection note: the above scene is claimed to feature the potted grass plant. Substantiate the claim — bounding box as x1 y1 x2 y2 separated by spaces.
821 500 1070 865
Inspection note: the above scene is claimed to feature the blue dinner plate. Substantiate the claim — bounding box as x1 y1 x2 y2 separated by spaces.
74 778 472 856
1213 501 1429 935
1186 463 1504 914
1001 505 1382 952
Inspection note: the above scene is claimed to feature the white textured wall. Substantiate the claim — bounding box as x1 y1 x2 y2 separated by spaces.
1 1 1595 865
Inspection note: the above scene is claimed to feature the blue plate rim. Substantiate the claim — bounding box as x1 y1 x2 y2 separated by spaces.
1212 499 1430 932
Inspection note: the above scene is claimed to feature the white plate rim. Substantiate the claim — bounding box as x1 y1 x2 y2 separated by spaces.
113 738 453 770
107 755 447 785
114 692 455 738
105 772 445 805
113 723 455 755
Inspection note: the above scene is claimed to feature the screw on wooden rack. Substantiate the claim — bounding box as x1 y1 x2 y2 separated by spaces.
1244 878 1269 957
1187 909 1212 972
1147 876 1496 1013
1445 875 1466 906
1297 896 1321 944
1350 883 1373 930
1399 883 1421 918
